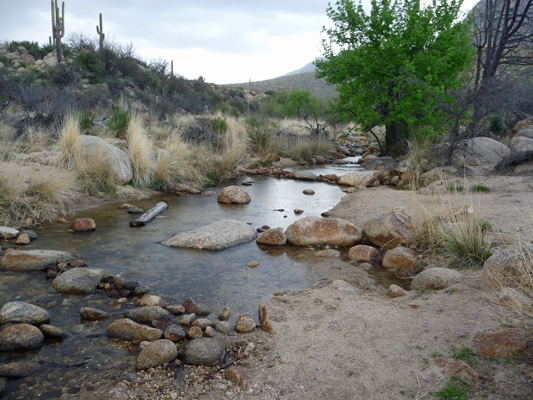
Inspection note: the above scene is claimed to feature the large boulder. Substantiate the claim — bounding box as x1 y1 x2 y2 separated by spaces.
106 318 163 341
161 220 257 250
338 170 382 187
0 323 44 350
365 157 398 173
515 128 533 140
217 186 251 204
0 301 50 325
70 218 96 232
0 249 76 271
124 306 170 324
285 216 362 246
78 135 133 185
508 136 533 152
411 268 464 290
363 212 414 250
293 171 317 181
181 338 225 366
0 226 19 239
52 268 107 294
136 339 178 370
452 137 511 169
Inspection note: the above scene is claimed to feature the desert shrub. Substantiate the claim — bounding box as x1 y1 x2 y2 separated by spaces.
78 110 95 133
245 115 274 154
76 49 102 79
8 41 54 59
284 134 333 161
182 117 219 147
47 62 81 87
107 107 130 136
203 170 223 186
211 116 228 135
126 116 155 188
487 113 507 136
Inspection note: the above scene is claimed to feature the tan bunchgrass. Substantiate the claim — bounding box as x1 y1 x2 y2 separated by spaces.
74 145 118 196
126 116 155 188
58 114 82 168
0 161 75 226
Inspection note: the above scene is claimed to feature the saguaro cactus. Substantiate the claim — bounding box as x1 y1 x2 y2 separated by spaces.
51 0 65 62
170 60 174 77
96 13 105 50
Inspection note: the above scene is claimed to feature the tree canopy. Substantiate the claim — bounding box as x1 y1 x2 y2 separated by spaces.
316 0 474 155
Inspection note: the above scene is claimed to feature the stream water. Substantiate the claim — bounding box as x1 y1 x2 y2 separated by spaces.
1 160 403 399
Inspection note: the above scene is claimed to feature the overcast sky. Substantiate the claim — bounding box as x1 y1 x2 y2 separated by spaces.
0 0 478 84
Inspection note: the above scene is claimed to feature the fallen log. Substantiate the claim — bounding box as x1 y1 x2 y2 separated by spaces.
129 201 168 227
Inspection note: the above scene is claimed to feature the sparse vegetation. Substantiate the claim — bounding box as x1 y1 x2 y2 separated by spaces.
452 347 478 367
470 184 489 193
434 379 468 400
107 107 130 136
126 116 155 188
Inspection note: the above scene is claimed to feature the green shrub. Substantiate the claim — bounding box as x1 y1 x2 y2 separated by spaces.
245 116 273 154
452 347 478 367
107 107 130 136
471 184 490 193
203 170 223 186
211 116 228 135
434 380 468 400
441 217 492 268
78 111 95 133
487 114 507 136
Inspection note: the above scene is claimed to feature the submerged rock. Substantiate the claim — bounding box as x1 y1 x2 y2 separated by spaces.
0 323 44 350
183 298 210 316
0 301 50 325
285 216 362 246
125 306 170 324
0 249 76 271
161 220 257 250
80 307 111 321
0 362 45 378
52 268 107 294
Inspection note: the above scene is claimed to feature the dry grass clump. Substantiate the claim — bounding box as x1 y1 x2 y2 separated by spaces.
283 134 333 161
126 116 155 188
412 186 492 268
58 114 82 168
406 136 436 189
0 162 75 226
74 146 118 196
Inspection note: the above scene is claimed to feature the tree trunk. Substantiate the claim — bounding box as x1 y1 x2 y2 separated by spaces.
385 123 408 157
129 202 168 227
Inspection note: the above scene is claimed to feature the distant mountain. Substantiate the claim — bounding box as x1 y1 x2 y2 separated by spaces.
281 60 320 77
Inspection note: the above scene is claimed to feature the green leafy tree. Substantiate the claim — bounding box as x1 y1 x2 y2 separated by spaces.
316 0 474 155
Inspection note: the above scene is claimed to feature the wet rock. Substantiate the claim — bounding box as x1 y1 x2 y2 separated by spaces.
204 326 215 338
235 314 256 333
107 318 162 341
118 204 134 209
0 362 44 378
382 246 417 269
256 228 287 246
315 249 341 258
19 230 37 241
294 209 304 215
363 212 414 250
139 294 167 307
387 284 408 298
348 245 378 262
217 186 251 204
226 366 250 389
218 306 231 320
52 268 107 294
152 318 173 330
165 305 185 315
497 287 533 312
15 233 30 245
182 338 225 366
164 324 186 341
482 245 532 290
192 318 214 329
411 268 464 290
136 339 178 370
0 323 44 350
39 324 65 339
0 226 19 239
80 307 110 321
0 249 76 271
303 189 315 195
127 206 144 214
338 170 382 187
70 218 96 232
161 219 257 250
473 328 527 358
293 171 317 181
183 298 210 316
186 326 203 339
124 306 170 324
285 216 362 246
0 301 50 325
246 260 260 268
214 321 236 336
179 313 196 325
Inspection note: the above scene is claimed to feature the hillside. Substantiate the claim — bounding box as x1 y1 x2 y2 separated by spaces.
228 71 337 100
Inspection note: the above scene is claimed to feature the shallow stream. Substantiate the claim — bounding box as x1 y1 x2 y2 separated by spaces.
0 161 406 399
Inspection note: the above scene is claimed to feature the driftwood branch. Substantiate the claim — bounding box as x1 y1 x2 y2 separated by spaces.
129 201 168 227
